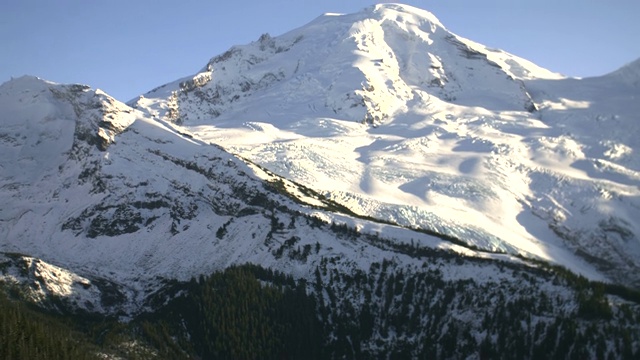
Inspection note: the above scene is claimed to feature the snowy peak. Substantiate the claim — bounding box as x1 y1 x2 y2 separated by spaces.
371 3 444 25
133 3 557 126
360 3 445 34
0 78 149 260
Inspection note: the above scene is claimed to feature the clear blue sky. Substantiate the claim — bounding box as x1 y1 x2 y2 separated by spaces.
2 1 638 102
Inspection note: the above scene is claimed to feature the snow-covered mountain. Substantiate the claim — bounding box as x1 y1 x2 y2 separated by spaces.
130 3 640 288
2 4 640 357
1 74 515 314
0 2 637 303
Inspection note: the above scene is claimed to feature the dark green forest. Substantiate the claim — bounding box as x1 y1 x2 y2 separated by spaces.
0 290 100 360
2 260 640 359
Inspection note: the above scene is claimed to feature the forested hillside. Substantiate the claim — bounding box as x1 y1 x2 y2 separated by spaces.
3 258 639 359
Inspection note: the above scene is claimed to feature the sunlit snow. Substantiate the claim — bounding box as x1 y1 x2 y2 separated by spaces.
131 4 640 286
2 4 639 304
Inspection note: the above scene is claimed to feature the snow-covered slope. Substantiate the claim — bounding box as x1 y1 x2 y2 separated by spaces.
1 4 638 319
131 4 640 287
3 75 537 312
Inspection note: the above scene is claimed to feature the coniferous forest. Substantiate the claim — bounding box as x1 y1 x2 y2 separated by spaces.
2 251 640 359
0 291 100 359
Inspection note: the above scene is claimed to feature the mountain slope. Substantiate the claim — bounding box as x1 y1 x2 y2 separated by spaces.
1 75 521 312
131 3 640 287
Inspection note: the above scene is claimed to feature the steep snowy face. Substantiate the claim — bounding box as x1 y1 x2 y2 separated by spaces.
0 77 140 244
0 77 145 266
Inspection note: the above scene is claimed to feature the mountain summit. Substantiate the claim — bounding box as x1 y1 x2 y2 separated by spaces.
133 3 559 125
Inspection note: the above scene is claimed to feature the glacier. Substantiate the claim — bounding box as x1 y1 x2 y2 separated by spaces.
129 4 640 287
